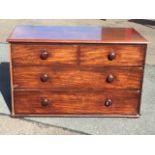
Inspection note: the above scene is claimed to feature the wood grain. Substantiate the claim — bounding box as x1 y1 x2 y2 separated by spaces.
11 43 78 65
8 26 148 117
7 26 148 44
80 44 146 66
13 66 143 90
11 44 146 66
14 90 140 115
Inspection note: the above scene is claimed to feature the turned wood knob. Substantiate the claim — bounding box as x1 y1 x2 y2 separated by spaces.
41 98 50 107
108 51 116 60
106 74 114 83
104 99 112 107
40 50 49 60
40 74 49 82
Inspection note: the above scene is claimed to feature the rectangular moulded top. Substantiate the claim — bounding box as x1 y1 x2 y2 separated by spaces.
7 26 148 44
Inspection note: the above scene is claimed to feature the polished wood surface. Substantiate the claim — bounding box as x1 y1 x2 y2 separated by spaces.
8 26 147 117
8 26 147 44
13 66 143 90
11 43 77 65
14 90 140 115
80 44 146 66
11 43 146 66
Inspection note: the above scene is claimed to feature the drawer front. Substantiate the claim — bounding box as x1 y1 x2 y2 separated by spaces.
80 45 146 66
14 90 140 115
13 66 143 90
11 44 146 66
11 43 78 65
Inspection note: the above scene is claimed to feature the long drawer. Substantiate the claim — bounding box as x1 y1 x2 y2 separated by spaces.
13 90 140 116
12 66 143 90
11 44 146 66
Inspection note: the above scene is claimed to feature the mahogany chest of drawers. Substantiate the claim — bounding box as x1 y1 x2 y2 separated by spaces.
7 26 147 117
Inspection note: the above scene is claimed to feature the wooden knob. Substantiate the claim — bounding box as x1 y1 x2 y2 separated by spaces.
108 51 116 60
40 74 49 82
104 99 112 107
106 74 114 83
40 50 49 60
41 98 50 107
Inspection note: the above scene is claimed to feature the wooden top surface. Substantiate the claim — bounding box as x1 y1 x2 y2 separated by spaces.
7 26 147 44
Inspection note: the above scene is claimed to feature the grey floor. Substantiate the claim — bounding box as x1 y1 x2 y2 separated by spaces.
0 19 155 134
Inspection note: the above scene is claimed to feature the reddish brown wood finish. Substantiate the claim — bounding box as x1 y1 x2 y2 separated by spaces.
14 90 140 115
8 26 148 117
7 26 147 44
80 44 146 66
11 43 78 65
13 66 143 90
11 43 145 66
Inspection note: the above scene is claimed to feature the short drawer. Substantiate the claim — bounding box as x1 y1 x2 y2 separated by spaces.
13 66 143 90
80 45 146 66
13 90 140 116
11 43 78 65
